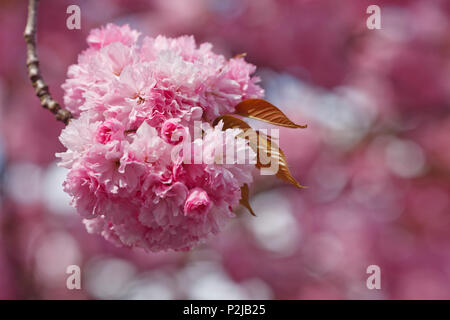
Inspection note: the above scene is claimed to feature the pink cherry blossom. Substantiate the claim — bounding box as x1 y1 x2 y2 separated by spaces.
96 118 125 144
87 24 141 50
58 24 261 252
184 188 212 217
160 119 185 145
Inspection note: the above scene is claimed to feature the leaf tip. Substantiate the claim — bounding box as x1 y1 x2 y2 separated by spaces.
240 183 257 216
245 204 257 216
288 178 307 189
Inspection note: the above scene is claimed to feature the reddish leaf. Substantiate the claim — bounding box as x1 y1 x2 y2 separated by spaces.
235 99 307 128
213 114 305 189
240 184 256 216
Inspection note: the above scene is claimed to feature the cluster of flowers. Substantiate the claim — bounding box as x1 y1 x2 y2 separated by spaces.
57 24 264 251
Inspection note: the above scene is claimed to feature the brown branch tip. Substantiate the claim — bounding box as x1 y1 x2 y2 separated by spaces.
24 0 72 125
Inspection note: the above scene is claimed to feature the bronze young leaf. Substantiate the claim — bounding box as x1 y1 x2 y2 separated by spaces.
245 130 306 189
234 99 307 129
240 184 256 216
212 113 305 216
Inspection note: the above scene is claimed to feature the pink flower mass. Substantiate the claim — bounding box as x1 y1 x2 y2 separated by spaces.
57 24 263 252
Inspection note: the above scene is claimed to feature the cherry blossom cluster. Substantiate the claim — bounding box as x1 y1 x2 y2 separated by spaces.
57 24 263 251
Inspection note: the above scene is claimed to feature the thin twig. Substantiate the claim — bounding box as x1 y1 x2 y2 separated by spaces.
24 0 72 125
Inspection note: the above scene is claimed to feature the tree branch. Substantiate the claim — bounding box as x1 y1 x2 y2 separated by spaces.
24 0 72 125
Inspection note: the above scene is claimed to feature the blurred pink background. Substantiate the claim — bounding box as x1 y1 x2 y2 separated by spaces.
1 0 450 299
